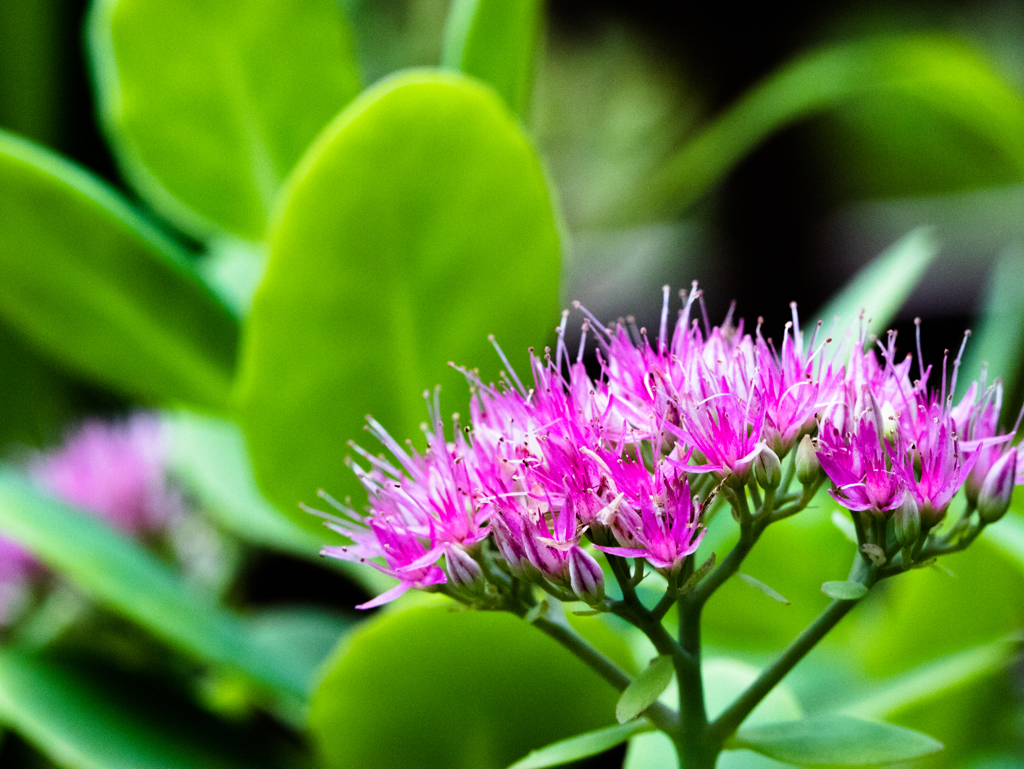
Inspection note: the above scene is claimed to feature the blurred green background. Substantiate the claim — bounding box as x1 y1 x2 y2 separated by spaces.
2 1 1024 767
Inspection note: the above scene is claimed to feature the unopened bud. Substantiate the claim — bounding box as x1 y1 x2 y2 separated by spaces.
978 450 1017 524
754 447 782 490
568 546 605 605
893 495 921 547
443 544 485 592
795 435 821 486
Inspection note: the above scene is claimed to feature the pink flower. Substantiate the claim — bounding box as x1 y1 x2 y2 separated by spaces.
29 413 180 535
595 453 705 576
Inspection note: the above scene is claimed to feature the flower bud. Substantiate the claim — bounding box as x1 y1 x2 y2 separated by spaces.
568 545 605 605
754 447 781 490
442 544 485 593
795 435 820 486
893 495 921 548
978 450 1017 524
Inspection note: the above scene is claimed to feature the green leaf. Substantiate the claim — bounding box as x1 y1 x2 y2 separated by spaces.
649 35 1024 217
0 648 250 769
0 468 307 700
615 655 675 724
309 604 617 769
727 714 943 766
815 227 938 352
830 511 858 545
246 607 355 693
509 722 652 769
0 319 76 450
165 409 394 595
88 0 362 240
840 635 1020 720
821 580 868 600
239 70 561 527
959 244 1024 395
738 573 791 605
0 130 238 408
442 0 541 114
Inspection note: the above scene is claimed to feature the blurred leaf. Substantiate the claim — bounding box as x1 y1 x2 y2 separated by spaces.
649 35 1024 218
0 648 251 769
0 130 238 408
816 228 938 352
615 655 674 724
239 70 560 528
839 635 1020 720
726 714 943 765
821 581 868 600
88 0 361 240
246 607 355 691
509 722 652 769
166 409 394 595
197 238 266 317
0 468 307 700
309 604 617 769
738 573 791 605
830 511 858 545
0 319 75 450
441 0 541 114
959 244 1024 395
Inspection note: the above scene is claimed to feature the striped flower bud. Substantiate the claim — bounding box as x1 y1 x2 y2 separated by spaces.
978 450 1017 524
754 446 782 490
893 494 921 548
795 434 820 486
568 546 605 605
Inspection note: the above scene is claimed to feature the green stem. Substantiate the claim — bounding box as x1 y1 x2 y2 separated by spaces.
706 558 877 744
531 616 679 734
675 593 716 768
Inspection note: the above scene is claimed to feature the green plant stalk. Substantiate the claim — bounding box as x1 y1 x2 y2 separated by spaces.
707 555 877 744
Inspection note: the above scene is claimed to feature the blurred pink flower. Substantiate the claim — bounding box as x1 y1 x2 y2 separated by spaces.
28 413 181 536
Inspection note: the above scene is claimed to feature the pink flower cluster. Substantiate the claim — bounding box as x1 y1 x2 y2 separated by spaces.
0 413 180 624
321 287 1021 608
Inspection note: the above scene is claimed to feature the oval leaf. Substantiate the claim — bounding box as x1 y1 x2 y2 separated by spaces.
442 0 541 113
822 580 869 600
509 722 652 769
239 70 561 526
0 468 306 699
89 0 362 239
616 655 675 724
309 604 616 769
727 714 943 766
0 130 238 408
738 573 791 605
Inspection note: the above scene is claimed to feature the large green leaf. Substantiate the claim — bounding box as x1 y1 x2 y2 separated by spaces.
309 604 617 769
0 648 250 769
239 69 561 525
441 0 541 114
0 130 238 408
727 714 943 766
0 468 307 700
88 0 362 240
647 35 1024 218
0 319 75 450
